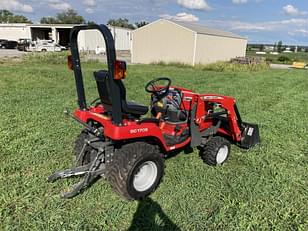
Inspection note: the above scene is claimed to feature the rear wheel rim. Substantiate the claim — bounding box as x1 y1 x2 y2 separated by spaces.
216 145 228 164
133 161 158 192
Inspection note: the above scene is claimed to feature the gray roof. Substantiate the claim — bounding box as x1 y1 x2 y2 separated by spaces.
170 20 245 39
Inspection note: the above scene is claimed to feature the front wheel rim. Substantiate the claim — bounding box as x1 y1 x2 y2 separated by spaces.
133 161 158 192
216 145 228 164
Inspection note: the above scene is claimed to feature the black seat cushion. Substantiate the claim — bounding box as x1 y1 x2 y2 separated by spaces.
94 70 148 116
123 101 148 116
116 79 148 116
94 70 111 105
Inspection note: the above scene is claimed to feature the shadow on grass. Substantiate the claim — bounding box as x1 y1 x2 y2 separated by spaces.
164 146 194 160
128 197 181 231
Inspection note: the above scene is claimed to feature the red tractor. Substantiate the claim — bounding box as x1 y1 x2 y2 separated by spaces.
48 24 260 200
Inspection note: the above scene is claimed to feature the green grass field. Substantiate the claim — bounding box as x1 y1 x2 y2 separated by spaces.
246 51 308 65
0 57 307 230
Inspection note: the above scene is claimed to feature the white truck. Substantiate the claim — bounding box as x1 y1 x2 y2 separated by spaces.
36 41 66 52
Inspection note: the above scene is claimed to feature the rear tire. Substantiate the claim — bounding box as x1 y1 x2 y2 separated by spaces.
106 142 164 200
199 136 230 166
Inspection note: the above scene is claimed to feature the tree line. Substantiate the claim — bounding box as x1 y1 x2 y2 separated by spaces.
247 41 308 53
0 9 148 29
0 10 32 23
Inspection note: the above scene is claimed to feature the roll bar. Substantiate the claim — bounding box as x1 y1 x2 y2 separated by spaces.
69 24 123 125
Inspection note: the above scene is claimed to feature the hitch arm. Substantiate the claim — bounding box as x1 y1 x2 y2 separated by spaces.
64 108 102 136
48 137 110 199
47 164 92 182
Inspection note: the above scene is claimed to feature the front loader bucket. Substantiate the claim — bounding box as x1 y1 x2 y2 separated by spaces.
239 122 260 149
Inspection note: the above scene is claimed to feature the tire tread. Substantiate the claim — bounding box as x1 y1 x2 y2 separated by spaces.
199 136 230 166
106 142 163 200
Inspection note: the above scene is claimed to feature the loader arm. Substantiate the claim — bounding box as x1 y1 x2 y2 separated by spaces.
192 94 260 148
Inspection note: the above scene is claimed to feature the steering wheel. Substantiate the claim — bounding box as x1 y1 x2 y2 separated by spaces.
145 77 171 97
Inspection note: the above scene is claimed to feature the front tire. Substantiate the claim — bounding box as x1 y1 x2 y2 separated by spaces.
199 136 230 166
106 142 164 200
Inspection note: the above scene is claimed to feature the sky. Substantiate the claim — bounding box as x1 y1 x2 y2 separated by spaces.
1 0 308 45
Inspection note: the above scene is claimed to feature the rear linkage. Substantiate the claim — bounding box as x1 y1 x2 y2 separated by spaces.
48 109 112 198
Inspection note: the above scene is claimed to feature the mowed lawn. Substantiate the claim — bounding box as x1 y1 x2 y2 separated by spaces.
0 59 307 230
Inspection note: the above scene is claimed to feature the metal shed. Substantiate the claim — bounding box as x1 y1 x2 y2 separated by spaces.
131 19 247 65
78 26 132 51
0 23 132 51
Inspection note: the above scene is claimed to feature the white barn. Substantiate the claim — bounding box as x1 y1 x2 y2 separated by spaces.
132 19 247 65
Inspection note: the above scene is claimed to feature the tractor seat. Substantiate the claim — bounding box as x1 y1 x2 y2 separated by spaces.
94 70 148 116
123 101 148 115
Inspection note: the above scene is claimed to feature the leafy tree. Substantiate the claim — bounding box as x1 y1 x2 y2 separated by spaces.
107 18 149 29
108 18 135 29
0 10 13 20
0 10 32 23
56 9 85 24
277 41 283 53
277 55 290 63
87 20 96 25
135 21 149 28
39 9 85 24
259 44 265 51
40 16 59 24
